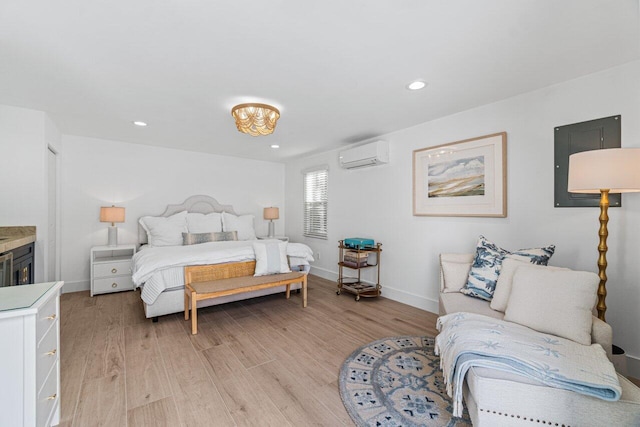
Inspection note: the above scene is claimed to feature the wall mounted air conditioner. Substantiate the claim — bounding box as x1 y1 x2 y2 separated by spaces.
339 140 389 169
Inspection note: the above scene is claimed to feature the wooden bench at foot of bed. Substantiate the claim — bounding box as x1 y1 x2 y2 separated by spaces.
184 260 307 334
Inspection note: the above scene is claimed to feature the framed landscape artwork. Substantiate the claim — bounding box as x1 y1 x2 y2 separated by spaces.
413 132 507 217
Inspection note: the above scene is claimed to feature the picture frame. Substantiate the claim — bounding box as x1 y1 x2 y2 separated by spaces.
413 132 507 217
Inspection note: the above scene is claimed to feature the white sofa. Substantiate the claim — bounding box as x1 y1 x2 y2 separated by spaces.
439 253 640 426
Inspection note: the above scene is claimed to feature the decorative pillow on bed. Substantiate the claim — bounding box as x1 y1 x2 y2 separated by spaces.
490 259 568 312
222 212 257 241
139 211 188 247
504 266 598 345
461 235 555 301
182 231 238 245
253 241 291 276
186 212 223 233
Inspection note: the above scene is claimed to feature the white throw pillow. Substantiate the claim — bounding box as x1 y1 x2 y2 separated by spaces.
186 212 222 233
504 266 598 345
139 211 188 247
440 253 474 293
253 241 291 276
490 259 569 312
222 212 257 241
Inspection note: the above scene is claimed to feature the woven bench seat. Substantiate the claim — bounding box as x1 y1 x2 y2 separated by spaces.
184 261 307 334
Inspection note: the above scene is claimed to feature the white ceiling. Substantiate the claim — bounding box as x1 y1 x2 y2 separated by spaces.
1 1 638 161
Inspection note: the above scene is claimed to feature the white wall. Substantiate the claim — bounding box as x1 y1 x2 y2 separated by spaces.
60 135 285 292
0 105 61 283
285 60 640 374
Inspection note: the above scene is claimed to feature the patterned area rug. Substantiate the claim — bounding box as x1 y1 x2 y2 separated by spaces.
339 336 471 427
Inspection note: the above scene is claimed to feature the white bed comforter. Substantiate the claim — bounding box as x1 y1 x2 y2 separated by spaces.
132 240 314 304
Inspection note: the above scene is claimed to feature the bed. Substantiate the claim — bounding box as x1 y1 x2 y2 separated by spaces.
132 195 314 319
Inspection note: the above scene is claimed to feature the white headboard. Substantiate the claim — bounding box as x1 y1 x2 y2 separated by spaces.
138 195 239 244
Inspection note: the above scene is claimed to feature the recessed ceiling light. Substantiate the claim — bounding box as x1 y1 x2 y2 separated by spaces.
270 144 280 149
406 80 427 91
133 121 147 127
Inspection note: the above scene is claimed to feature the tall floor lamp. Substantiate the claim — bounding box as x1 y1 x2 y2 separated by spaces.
567 148 640 321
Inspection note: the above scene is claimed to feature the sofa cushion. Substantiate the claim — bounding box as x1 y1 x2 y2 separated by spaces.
490 259 569 312
439 292 504 320
464 367 640 427
504 266 598 345
461 235 556 301
440 253 474 293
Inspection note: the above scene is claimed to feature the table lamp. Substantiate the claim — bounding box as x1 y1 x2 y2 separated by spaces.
100 205 125 246
568 147 640 321
264 207 279 238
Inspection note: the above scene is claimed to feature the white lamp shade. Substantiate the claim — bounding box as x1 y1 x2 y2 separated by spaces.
568 148 640 194
264 207 279 220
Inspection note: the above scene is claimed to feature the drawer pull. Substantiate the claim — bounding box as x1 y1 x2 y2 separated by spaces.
46 314 57 320
47 393 57 401
46 349 57 356
112 283 118 288
111 268 118 274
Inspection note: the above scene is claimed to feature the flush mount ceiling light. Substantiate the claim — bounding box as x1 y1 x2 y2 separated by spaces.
132 121 147 127
231 103 280 136
270 144 280 149
406 80 427 91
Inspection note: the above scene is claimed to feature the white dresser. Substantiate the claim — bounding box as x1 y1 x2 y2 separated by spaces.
0 281 63 427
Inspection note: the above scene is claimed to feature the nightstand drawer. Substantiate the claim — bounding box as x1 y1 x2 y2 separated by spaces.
93 276 134 294
93 260 132 278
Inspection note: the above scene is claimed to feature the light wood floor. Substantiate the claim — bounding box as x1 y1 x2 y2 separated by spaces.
58 275 439 426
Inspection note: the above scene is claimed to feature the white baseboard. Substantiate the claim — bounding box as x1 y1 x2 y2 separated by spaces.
627 353 640 379
309 266 439 314
62 280 90 294
309 265 338 281
381 286 439 314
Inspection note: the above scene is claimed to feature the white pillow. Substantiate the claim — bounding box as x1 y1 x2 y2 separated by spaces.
139 211 188 247
222 212 256 241
504 266 598 345
490 259 569 312
440 253 474 293
253 241 291 276
186 212 222 233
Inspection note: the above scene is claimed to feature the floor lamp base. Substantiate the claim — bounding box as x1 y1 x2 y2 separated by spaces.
612 344 627 375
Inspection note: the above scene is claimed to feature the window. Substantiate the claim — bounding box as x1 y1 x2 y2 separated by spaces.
303 167 328 239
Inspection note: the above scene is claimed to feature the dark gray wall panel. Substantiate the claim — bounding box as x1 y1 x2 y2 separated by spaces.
554 115 621 208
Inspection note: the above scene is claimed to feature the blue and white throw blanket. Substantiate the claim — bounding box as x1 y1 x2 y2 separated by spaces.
435 312 621 417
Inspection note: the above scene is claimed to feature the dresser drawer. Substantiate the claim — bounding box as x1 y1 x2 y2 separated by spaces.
36 294 58 345
36 360 58 427
93 260 132 278
36 321 58 392
93 276 134 294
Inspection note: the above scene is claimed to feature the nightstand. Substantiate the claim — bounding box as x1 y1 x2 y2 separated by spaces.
257 236 289 242
90 244 136 296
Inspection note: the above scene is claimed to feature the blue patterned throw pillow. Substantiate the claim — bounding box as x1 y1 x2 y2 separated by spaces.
461 236 555 301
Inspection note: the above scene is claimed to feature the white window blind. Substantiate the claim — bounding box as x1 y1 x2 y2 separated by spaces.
303 167 328 239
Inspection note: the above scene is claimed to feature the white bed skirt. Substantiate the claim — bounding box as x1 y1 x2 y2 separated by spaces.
143 282 303 319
